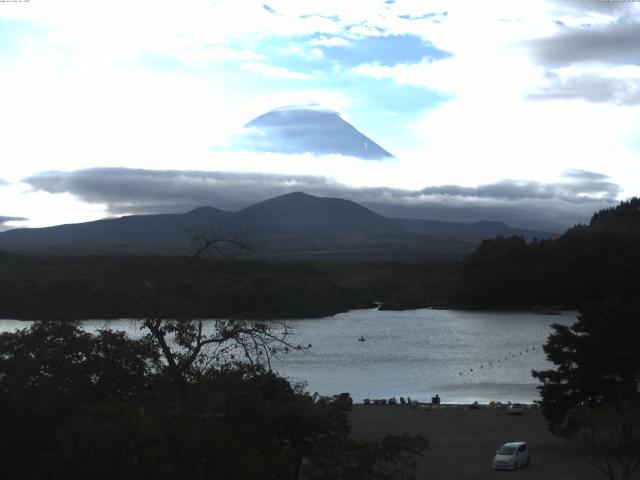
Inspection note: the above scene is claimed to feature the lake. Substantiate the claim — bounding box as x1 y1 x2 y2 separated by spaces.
0 308 576 404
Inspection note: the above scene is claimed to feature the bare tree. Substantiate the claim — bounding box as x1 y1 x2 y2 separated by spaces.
138 230 307 412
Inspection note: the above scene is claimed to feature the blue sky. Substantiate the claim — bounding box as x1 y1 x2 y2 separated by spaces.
1 0 640 231
134 29 452 152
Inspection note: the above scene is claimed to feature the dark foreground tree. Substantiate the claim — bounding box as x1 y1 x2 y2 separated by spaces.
533 300 640 479
133 233 427 479
0 322 160 480
0 233 428 479
0 322 427 480
570 406 640 480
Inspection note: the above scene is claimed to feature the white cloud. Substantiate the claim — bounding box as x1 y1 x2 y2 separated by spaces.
0 56 234 179
240 62 313 80
279 46 304 55
4 0 348 66
308 36 350 47
346 1 640 202
150 43 265 64
279 45 325 60
228 90 353 128
1 0 640 228
0 183 107 228
406 99 638 183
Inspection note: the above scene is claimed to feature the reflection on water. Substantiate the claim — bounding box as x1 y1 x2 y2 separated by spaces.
0 309 576 403
271 309 576 403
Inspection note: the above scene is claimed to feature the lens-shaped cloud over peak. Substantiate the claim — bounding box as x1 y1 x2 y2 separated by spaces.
228 105 394 160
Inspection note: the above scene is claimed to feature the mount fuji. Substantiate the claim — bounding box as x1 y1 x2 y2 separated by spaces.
237 105 394 160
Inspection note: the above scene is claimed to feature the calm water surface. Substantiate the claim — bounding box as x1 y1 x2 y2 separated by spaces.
0 308 576 404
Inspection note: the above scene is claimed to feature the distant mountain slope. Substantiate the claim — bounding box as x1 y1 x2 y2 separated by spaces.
222 192 405 237
0 192 558 254
0 207 231 250
396 218 556 240
241 106 394 160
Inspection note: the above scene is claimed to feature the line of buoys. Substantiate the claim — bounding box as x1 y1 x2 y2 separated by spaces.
457 344 543 377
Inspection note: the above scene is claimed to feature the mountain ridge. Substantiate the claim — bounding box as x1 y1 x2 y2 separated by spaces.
222 192 404 237
0 192 557 254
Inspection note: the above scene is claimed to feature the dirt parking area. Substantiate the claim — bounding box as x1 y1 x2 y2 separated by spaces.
349 405 603 480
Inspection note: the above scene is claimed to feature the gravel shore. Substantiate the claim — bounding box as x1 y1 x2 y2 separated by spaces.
349 405 603 480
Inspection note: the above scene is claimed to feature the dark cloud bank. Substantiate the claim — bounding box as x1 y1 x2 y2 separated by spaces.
24 168 622 232
529 19 640 67
556 0 635 14
526 2 640 105
528 72 640 106
0 215 27 230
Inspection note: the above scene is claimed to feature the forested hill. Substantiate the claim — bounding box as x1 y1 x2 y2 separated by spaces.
589 197 640 232
453 198 640 309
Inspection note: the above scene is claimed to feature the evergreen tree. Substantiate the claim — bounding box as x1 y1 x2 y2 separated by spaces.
533 300 640 437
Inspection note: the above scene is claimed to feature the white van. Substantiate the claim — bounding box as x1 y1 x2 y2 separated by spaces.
492 441 529 470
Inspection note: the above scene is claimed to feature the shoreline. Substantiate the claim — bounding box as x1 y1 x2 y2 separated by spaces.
0 306 578 322
354 401 539 409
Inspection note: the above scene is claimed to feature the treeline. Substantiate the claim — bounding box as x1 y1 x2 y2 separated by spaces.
0 252 457 320
365 198 640 311
453 198 640 309
3 198 637 319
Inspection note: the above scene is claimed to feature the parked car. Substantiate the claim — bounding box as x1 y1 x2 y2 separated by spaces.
492 441 529 470
507 403 525 415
